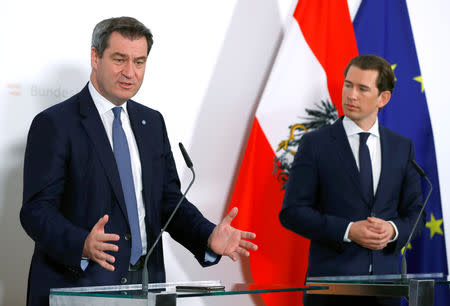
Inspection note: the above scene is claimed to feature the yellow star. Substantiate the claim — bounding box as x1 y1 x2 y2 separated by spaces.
401 242 412 255
413 75 425 92
426 213 443 239
391 64 397 81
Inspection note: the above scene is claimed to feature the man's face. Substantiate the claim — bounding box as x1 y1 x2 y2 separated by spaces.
90 31 148 105
342 65 390 130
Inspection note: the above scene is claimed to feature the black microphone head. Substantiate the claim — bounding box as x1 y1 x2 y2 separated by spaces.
179 142 193 168
409 159 427 178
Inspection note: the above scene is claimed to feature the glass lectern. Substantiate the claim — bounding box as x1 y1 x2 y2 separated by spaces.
50 273 449 305
50 280 325 305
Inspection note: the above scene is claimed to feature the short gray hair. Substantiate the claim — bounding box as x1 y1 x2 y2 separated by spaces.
91 16 153 57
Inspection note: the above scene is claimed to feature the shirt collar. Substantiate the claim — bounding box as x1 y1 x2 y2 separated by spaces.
88 81 129 116
342 116 379 138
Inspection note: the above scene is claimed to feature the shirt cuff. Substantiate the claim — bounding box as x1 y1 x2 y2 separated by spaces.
388 221 399 242
81 257 89 271
204 248 218 263
343 222 354 242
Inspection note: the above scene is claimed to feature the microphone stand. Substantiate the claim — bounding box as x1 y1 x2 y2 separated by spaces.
400 160 432 281
141 143 195 295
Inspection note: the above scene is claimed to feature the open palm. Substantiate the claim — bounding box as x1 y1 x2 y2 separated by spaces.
208 207 258 261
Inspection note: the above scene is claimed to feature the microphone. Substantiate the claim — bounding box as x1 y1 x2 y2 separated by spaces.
179 142 193 168
400 159 432 281
141 142 196 295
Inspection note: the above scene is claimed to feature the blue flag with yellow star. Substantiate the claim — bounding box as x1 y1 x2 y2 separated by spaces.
353 0 449 304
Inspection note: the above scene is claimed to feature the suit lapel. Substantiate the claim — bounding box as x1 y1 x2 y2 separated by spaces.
78 85 129 221
330 117 367 204
127 101 153 210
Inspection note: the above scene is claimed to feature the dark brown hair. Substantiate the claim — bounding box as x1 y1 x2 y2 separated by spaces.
344 54 395 94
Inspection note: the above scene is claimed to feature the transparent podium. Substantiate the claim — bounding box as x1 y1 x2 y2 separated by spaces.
306 273 449 306
50 274 449 305
50 280 326 305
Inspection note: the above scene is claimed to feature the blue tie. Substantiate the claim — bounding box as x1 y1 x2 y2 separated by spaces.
112 107 142 265
359 132 374 205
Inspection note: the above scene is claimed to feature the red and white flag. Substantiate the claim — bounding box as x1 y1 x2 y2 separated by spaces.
229 1 358 304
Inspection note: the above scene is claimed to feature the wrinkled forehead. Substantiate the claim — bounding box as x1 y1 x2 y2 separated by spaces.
104 32 149 56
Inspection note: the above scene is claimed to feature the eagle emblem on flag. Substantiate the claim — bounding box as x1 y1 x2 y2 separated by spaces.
274 100 338 189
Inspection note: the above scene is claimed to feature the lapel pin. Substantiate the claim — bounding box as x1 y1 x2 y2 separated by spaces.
142 120 147 125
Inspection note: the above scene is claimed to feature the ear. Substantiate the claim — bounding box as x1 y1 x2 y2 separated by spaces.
91 47 99 70
378 90 391 108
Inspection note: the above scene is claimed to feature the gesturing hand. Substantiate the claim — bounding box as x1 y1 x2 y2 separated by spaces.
82 215 120 271
208 207 258 261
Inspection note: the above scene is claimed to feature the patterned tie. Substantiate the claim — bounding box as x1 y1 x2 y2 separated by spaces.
112 107 142 264
359 132 374 205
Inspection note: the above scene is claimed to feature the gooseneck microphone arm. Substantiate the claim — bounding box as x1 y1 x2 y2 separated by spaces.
141 143 195 295
400 159 432 281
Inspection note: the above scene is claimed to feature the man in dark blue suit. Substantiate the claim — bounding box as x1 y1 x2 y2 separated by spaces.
20 17 257 306
280 54 425 306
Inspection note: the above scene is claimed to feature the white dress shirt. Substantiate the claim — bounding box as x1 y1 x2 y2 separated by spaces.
341 116 398 243
89 82 148 255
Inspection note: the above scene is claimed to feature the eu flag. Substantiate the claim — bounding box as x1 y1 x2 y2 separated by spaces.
353 0 449 304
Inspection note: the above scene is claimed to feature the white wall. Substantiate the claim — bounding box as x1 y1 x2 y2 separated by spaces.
0 0 448 305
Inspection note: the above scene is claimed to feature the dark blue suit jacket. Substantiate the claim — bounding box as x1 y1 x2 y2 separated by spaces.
280 117 424 278
20 85 218 306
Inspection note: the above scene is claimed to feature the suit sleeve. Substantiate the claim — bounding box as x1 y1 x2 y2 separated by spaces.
389 141 425 253
157 112 219 267
279 133 350 252
20 112 89 269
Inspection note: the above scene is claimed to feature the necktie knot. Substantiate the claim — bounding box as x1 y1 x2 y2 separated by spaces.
112 107 122 120
359 132 370 145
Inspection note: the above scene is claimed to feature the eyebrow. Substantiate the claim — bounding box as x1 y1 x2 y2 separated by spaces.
111 52 127 58
344 80 371 89
110 52 147 61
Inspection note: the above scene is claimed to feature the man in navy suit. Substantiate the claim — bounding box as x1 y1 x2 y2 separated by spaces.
20 17 257 306
280 54 425 306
